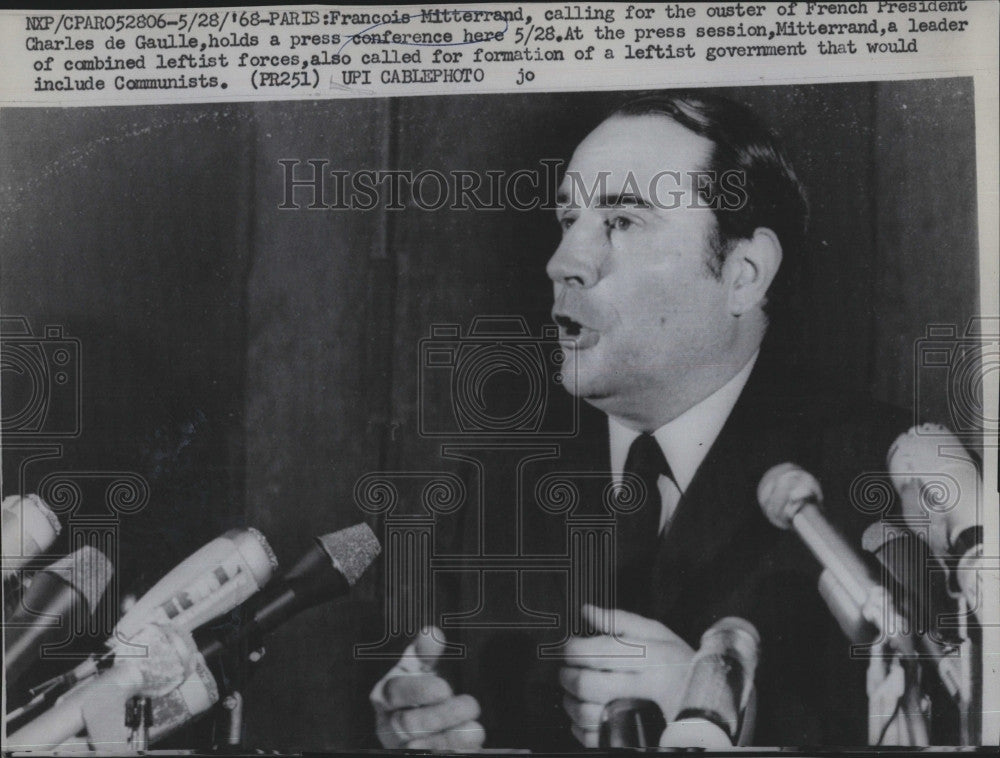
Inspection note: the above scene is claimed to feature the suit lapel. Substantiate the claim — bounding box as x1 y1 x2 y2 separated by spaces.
644 343 808 633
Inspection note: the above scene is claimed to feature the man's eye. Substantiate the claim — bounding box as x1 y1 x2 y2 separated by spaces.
559 216 576 231
607 216 632 231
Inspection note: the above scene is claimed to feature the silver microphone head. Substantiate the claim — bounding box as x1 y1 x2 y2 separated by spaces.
757 463 823 530
227 526 280 588
316 523 381 586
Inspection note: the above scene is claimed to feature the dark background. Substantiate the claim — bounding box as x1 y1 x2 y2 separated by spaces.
0 80 980 749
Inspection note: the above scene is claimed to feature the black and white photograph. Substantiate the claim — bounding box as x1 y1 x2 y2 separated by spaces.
2 7 998 751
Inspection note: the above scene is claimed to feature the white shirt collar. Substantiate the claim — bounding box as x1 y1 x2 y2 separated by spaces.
608 351 759 493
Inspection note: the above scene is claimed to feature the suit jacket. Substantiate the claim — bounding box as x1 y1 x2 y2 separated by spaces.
435 336 909 749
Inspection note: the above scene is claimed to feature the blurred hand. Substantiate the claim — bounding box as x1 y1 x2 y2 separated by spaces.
559 604 694 747
371 626 485 750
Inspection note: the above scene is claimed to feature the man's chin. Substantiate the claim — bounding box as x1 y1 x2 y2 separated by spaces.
555 372 612 403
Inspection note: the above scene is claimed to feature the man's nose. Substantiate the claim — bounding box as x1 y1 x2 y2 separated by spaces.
546 225 602 289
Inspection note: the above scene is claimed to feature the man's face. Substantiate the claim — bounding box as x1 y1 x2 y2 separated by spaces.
547 115 739 425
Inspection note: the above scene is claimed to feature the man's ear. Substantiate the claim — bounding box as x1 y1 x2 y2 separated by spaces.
726 228 783 316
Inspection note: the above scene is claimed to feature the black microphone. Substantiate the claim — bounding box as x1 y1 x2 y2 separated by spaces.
146 520 380 749
198 523 380 662
4 546 113 686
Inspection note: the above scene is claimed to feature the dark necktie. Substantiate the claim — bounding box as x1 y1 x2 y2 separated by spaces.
616 433 675 613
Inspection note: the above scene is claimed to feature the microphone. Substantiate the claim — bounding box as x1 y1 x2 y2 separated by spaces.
862 522 966 702
198 523 381 663
85 524 380 750
74 653 220 751
886 424 980 556
886 425 988 619
597 698 666 748
660 617 760 748
757 463 913 655
26 527 278 700
114 527 278 641
817 569 879 645
20 522 379 742
59 524 381 750
2 494 61 581
861 522 962 643
7 622 196 751
51 653 221 751
4 546 113 686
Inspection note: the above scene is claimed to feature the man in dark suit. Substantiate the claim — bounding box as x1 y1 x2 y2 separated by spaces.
369 93 907 749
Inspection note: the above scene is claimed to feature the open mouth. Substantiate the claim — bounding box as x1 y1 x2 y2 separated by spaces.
554 314 583 336
553 314 599 349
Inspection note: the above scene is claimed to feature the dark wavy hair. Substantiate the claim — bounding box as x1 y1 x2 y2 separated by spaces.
609 92 809 321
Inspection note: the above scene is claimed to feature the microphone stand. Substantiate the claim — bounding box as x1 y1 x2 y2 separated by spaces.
125 696 153 751
220 691 244 748
866 639 930 746
952 593 980 744
202 622 266 752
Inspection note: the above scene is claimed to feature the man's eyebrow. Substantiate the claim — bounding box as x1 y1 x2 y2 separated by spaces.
556 189 571 206
554 190 652 209
597 192 651 209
